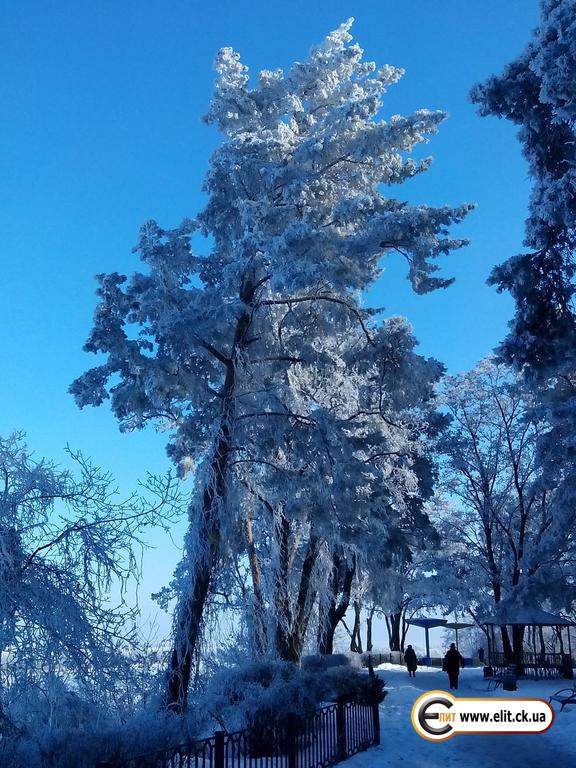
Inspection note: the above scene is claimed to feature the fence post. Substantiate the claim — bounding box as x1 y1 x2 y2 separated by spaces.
286 712 297 768
371 700 381 747
214 730 225 768
336 702 346 762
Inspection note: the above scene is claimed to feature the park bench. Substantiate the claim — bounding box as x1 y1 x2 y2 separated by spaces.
549 687 576 711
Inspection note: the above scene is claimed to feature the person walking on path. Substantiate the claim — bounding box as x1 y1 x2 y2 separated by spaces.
404 644 418 678
443 643 465 689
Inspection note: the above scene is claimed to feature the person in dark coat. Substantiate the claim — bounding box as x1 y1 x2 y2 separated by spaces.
443 643 465 689
404 644 418 677
478 647 485 664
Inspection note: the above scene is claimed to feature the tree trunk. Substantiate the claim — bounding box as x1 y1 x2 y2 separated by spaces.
501 625 512 657
350 601 363 654
243 501 267 655
366 606 376 652
274 512 294 659
275 528 320 662
386 611 403 652
164 508 221 712
556 626 565 654
512 624 525 656
538 625 546 656
401 614 409 653
287 534 320 660
318 552 355 655
317 562 339 655
164 275 256 712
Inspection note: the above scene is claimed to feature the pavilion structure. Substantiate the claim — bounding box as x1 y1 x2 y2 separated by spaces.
407 617 447 665
481 605 575 679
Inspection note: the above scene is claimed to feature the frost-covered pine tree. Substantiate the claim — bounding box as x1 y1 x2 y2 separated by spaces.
471 0 576 373
470 0 576 598
72 20 472 711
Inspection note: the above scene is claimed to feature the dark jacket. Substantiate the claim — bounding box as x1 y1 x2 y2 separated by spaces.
404 647 418 671
443 647 465 673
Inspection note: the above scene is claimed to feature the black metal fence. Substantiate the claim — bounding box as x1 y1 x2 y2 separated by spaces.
360 651 476 669
98 700 380 768
359 652 402 667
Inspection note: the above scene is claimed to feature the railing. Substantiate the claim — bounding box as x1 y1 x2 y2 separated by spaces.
98 700 380 768
489 651 573 679
360 651 475 669
359 651 402 667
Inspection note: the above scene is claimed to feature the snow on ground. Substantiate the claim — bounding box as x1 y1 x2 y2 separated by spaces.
347 664 576 767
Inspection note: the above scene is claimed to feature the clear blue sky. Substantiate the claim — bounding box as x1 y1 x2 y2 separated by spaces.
1 0 540 634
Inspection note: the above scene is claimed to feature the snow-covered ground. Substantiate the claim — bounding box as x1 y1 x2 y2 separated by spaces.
348 664 576 767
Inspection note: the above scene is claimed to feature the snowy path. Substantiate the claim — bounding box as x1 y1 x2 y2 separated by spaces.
347 664 576 767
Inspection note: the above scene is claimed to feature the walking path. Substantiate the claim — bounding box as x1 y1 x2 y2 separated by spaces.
347 664 575 767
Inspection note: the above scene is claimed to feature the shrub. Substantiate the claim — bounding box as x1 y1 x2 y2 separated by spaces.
203 660 317 733
203 656 386 735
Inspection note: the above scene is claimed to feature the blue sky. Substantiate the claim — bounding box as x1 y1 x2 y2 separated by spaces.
1 0 540 636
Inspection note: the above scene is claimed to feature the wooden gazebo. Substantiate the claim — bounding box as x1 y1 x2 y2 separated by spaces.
481 606 575 679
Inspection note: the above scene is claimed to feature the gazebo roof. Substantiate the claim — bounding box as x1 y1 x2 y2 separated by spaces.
445 622 474 630
481 605 575 627
407 618 448 629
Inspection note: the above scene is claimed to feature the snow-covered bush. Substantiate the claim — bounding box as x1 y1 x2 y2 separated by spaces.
7 675 98 734
318 666 387 705
0 704 203 768
202 657 385 735
203 660 317 732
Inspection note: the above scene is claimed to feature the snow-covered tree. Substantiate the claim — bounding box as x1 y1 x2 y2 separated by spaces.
0 433 180 733
71 20 472 711
436 360 576 655
471 0 576 375
470 0 576 627
235 314 446 662
317 448 440 656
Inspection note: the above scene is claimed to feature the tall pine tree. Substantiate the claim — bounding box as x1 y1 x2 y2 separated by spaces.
471 0 576 615
72 21 472 711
